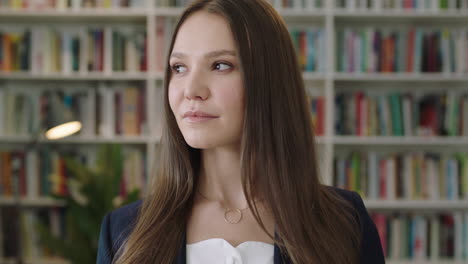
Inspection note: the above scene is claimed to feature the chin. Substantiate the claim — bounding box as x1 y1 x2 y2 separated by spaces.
184 136 217 149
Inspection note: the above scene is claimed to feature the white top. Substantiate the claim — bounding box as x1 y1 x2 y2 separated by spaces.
186 238 275 264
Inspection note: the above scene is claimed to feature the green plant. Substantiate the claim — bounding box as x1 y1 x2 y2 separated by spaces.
37 144 140 264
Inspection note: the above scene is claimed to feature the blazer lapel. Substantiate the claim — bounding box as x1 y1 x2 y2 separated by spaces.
174 232 186 264
175 230 288 264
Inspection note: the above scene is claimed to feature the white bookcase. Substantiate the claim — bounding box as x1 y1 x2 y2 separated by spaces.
1 0 468 263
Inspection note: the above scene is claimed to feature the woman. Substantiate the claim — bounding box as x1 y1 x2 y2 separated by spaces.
97 0 385 263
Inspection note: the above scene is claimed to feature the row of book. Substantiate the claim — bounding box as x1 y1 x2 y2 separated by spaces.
0 84 148 137
0 147 146 198
290 28 326 72
335 91 468 136
155 0 192 6
336 27 468 74
0 26 147 74
372 212 468 260
336 0 468 11
0 0 143 9
334 151 468 200
267 0 324 9
155 19 328 73
0 207 65 259
97 84 148 137
155 0 324 8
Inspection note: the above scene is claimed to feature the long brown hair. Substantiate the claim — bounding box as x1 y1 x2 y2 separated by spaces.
115 0 362 263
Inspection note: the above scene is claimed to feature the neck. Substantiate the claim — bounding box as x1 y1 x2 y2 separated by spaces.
197 146 247 209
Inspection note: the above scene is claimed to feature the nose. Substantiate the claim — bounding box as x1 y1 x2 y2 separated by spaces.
184 68 210 101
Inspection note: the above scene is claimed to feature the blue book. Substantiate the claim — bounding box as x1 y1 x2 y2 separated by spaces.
306 30 315 72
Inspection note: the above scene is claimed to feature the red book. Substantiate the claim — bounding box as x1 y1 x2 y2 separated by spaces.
406 28 415 72
119 176 127 198
382 36 389 72
427 32 435 72
389 33 396 72
317 97 324 135
404 0 411 8
3 35 12 72
372 214 388 257
419 96 438 136
141 34 147 72
379 159 387 199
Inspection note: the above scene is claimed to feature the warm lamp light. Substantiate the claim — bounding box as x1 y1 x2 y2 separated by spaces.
44 92 82 140
45 121 82 140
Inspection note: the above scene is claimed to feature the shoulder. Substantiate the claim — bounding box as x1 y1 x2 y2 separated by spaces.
108 199 143 229
325 185 356 201
324 185 368 217
324 186 385 263
97 200 143 264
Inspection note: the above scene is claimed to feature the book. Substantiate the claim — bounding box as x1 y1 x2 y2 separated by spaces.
334 150 468 200
337 27 468 74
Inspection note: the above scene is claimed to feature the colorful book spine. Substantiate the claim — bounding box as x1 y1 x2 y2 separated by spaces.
337 27 468 74
335 91 468 137
334 151 468 200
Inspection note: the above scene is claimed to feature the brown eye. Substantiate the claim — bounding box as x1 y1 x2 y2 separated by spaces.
172 64 187 74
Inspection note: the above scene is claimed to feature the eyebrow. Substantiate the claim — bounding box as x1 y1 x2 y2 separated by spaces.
170 50 237 59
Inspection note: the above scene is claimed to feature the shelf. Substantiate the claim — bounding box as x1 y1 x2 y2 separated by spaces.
0 135 156 144
387 260 467 264
314 136 326 144
3 72 467 82
23 258 69 264
0 8 147 22
0 72 148 81
0 135 32 144
154 7 184 16
0 258 70 264
152 72 325 81
278 8 326 22
0 258 15 264
153 72 165 80
303 72 326 81
334 9 468 19
333 136 468 146
364 199 468 211
334 72 468 82
153 7 326 19
39 136 156 144
0 197 66 207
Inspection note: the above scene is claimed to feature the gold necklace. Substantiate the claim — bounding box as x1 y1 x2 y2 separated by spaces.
196 190 250 224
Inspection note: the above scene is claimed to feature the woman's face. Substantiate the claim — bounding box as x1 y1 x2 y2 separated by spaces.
168 11 244 150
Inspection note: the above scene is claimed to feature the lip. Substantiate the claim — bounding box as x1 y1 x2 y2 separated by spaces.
183 110 218 123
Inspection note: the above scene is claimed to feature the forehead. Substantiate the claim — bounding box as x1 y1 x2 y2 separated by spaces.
172 11 237 56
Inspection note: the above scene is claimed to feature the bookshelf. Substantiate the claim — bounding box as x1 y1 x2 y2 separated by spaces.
0 0 468 262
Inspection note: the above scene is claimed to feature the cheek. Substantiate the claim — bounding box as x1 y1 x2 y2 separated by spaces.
220 80 244 116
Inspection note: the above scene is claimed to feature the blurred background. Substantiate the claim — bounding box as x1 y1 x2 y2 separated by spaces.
0 0 467 263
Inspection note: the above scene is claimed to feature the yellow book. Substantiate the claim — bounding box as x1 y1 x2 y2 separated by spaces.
122 87 139 135
2 35 12 72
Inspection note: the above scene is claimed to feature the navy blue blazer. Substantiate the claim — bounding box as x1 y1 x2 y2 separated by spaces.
96 187 385 264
